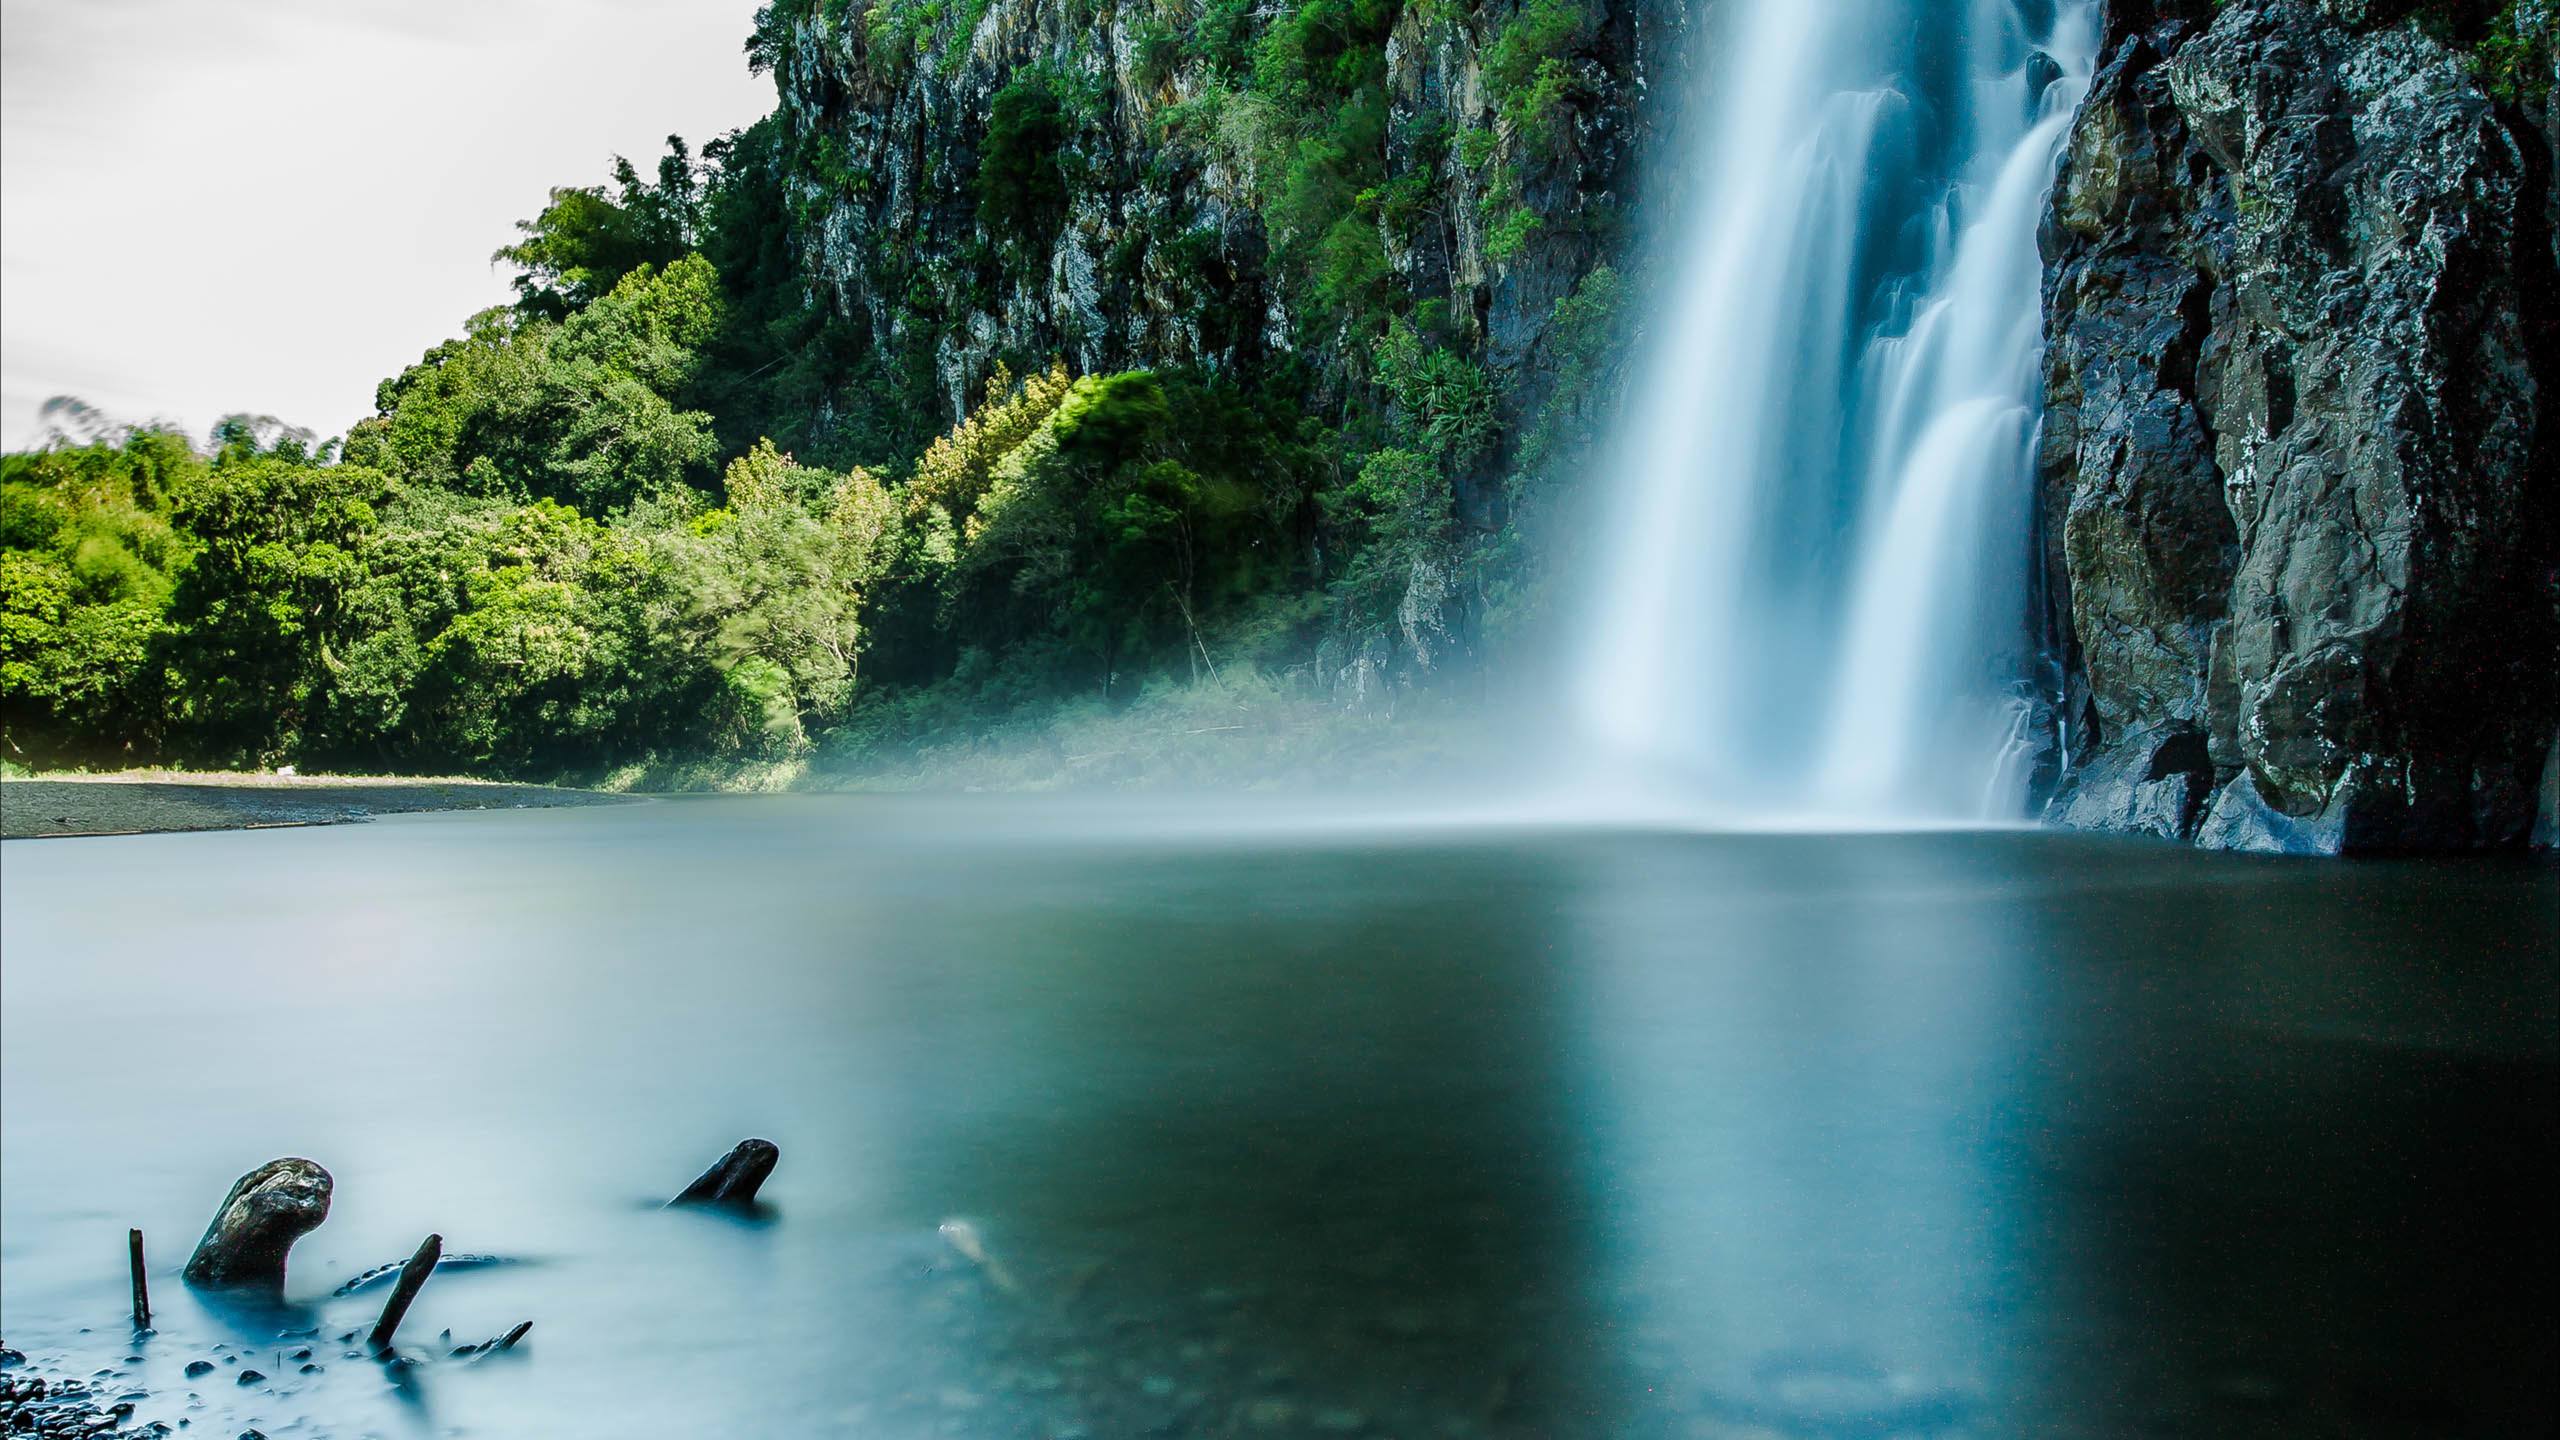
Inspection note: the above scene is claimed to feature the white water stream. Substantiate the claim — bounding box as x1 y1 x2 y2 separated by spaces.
1574 0 2097 823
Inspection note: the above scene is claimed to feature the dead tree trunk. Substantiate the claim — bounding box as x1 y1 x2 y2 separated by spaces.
182 1158 332 1292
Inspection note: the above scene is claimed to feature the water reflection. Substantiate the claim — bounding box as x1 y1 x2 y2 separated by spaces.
1 800 2552 1439
1565 836 2039 1434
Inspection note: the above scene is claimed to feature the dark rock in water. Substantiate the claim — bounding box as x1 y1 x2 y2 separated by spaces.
182 1159 332 1292
671 1138 780 1207
2049 726 2216 840
233 1370 264 1386
2039 0 2558 853
2025 49 2064 109
2195 769 2349 855
182 1362 214 1379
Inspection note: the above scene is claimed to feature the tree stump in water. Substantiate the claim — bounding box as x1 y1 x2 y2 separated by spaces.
670 1139 778 1207
182 1158 332 1291
128 1229 150 1329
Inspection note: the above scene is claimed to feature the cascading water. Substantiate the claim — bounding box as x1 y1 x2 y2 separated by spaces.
1573 0 2097 823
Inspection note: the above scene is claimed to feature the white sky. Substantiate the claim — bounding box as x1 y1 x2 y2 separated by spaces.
1 0 774 450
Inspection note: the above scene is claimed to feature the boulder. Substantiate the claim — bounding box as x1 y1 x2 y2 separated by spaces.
2039 1 2558 852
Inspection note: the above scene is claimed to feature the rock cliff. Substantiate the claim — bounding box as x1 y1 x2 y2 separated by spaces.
759 0 1685 453
2039 0 2558 852
756 0 2556 849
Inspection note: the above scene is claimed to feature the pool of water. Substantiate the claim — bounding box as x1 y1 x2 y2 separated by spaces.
3 796 2553 1438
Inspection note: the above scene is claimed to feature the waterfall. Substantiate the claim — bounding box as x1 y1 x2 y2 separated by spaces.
1571 0 2097 824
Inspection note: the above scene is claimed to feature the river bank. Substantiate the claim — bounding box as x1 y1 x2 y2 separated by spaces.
0 773 629 840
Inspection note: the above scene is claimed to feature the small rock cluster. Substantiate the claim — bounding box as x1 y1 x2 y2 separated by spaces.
0 1348 170 1439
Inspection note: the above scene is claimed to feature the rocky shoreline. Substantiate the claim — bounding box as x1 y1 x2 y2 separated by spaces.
0 776 630 840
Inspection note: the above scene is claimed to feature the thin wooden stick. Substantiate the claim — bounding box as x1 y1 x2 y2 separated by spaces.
496 1321 532 1350
127 1229 150 1329
368 1234 441 1353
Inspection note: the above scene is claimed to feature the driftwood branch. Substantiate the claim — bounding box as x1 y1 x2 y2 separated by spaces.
183 1158 332 1292
670 1139 779 1207
369 1234 442 1353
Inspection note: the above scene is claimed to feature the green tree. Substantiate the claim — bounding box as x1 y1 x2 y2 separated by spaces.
159 454 386 765
497 137 706 319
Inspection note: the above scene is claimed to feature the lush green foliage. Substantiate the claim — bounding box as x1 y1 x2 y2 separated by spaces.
977 75 1075 263
4 0 1628 781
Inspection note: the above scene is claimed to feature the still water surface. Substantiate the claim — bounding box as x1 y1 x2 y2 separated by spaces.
3 797 2554 1438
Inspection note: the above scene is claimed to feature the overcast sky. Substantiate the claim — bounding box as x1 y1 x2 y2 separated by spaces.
0 0 773 450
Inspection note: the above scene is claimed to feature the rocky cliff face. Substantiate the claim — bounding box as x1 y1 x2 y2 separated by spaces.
762 0 2556 850
2040 0 2559 853
761 0 1687 441
755 0 1694 695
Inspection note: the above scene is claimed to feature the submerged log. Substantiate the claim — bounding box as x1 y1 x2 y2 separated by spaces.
670 1139 778 1207
128 1229 150 1329
182 1158 332 1292
369 1234 442 1353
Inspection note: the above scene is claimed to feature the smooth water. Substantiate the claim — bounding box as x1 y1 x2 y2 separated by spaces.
1577 0 2097 821
3 800 2554 1438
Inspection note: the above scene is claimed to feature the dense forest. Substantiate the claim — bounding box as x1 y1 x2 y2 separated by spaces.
0 0 1631 782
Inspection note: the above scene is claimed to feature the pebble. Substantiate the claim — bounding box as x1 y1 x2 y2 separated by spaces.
233 1369 265 1386
183 1363 215 1379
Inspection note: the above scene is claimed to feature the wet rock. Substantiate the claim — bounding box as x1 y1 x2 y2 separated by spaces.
232 1371 263 1387
182 1159 332 1292
2040 0 2559 852
2048 726 2216 840
181 1364 213 1381
671 1139 780 1207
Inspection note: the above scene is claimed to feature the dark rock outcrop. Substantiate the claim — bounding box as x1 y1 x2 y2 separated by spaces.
670 1138 780 1208
182 1158 331 1292
2040 0 2557 852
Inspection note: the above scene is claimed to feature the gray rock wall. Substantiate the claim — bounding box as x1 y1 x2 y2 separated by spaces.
2040 0 2558 853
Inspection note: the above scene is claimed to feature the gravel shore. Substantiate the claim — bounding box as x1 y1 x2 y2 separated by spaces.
0 774 627 840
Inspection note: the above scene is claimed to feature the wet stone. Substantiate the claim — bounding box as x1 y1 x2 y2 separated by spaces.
182 1364 214 1380
233 1370 264 1386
